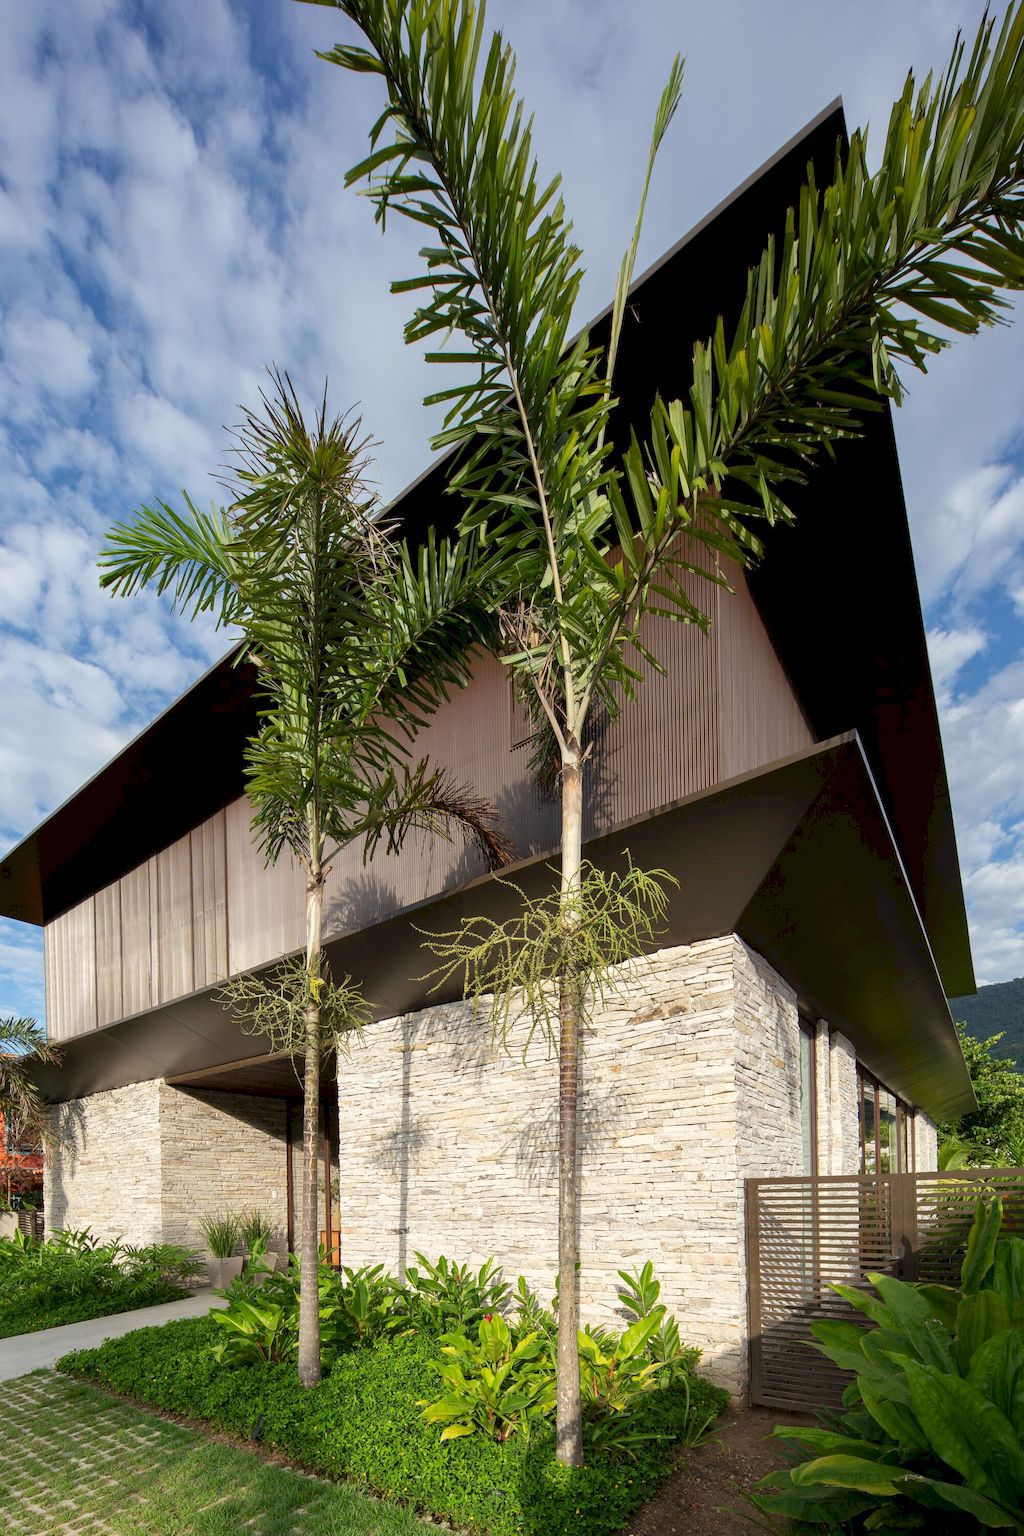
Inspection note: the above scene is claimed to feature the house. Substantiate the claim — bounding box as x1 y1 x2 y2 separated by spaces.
0 102 975 1396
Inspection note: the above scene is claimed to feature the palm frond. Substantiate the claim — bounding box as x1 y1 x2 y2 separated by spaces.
311 0 1024 761
0 1017 60 1149
98 495 242 628
358 758 515 871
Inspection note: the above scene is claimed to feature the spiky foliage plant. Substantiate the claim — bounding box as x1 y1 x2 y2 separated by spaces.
425 861 675 1060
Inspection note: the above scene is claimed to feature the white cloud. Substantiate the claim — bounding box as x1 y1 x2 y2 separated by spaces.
2 314 96 400
927 625 989 695
116 391 217 485
915 464 1024 614
930 647 1024 984
0 921 45 1022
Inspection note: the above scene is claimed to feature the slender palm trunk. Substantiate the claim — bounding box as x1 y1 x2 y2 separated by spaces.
297 865 323 1390
555 746 585 1467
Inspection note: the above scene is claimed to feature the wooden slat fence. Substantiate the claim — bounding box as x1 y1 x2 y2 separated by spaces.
746 1169 1024 1411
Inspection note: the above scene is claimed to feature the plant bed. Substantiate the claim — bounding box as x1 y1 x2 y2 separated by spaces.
59 1271 728 1536
0 1227 202 1339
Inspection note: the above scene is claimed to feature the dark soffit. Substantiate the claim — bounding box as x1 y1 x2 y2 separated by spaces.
30 735 975 1123
0 99 973 1003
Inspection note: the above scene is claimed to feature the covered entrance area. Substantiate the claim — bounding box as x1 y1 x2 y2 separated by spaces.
166 1052 341 1261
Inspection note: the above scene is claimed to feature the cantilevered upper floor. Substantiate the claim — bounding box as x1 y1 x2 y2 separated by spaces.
0 101 975 1116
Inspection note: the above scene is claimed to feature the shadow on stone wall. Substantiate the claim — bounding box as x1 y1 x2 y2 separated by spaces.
44 1099 86 1234
504 1080 628 1190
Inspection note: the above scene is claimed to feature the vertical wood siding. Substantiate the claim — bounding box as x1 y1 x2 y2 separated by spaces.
717 568 814 779
43 897 96 1039
155 837 194 1006
45 597 814 1040
93 883 123 1026
118 863 154 1021
225 797 305 977
191 813 228 990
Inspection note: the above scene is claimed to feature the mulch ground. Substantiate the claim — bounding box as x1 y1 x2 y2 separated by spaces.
625 1406 815 1536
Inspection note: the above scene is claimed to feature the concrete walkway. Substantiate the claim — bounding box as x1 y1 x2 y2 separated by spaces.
0 1289 227 1382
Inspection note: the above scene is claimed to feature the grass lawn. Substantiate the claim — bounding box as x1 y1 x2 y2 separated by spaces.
0 1371 431 1536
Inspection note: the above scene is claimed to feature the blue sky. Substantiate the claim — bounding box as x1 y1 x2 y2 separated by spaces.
1 0 1022 1022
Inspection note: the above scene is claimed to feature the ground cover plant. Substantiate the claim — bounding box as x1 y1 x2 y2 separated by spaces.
0 1226 202 1339
61 1253 727 1536
0 1371 430 1536
752 1197 1024 1531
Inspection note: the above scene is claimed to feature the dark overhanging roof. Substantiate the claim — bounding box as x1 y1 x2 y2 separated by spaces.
0 99 973 1001
30 734 975 1123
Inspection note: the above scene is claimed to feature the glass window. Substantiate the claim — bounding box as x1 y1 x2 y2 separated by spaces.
857 1067 913 1173
878 1087 897 1172
862 1079 877 1173
799 1025 816 1175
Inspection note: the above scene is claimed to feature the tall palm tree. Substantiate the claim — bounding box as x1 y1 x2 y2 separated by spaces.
305 0 1024 1463
99 372 510 1387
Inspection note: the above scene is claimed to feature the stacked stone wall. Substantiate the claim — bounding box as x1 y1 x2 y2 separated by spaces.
914 1111 939 1171
45 1081 163 1243
337 935 811 1393
157 1085 288 1257
45 1084 288 1267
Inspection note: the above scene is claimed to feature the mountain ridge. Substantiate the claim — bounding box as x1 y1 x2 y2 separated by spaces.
951 975 1024 1062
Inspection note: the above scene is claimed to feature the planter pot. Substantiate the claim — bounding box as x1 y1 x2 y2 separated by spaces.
249 1252 281 1286
215 1256 245 1288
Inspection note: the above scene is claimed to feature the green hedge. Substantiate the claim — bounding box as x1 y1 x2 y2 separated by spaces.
0 1286 187 1341
60 1317 728 1536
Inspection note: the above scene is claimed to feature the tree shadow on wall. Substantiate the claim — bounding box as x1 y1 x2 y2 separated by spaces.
504 1079 629 1192
44 1098 87 1234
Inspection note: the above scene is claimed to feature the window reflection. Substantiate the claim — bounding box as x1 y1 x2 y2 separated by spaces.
862 1079 877 1173
858 1069 912 1173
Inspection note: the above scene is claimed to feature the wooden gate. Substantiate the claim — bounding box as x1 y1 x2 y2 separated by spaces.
746 1169 1024 1411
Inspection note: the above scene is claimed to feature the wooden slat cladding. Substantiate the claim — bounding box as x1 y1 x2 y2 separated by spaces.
225 797 305 977
118 863 154 1022
718 566 814 781
191 814 228 990
747 1169 1024 1410
45 578 812 1039
155 837 194 1006
43 897 97 1040
93 883 123 1026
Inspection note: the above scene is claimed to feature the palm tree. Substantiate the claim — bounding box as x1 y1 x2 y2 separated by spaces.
0 1016 60 1166
99 372 510 1387
305 0 1024 1463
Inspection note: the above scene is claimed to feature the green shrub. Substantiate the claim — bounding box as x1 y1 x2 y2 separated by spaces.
0 1228 202 1339
60 1316 727 1536
215 1256 399 1363
392 1252 510 1334
422 1312 556 1443
752 1195 1024 1532
616 1262 702 1379
237 1209 274 1256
